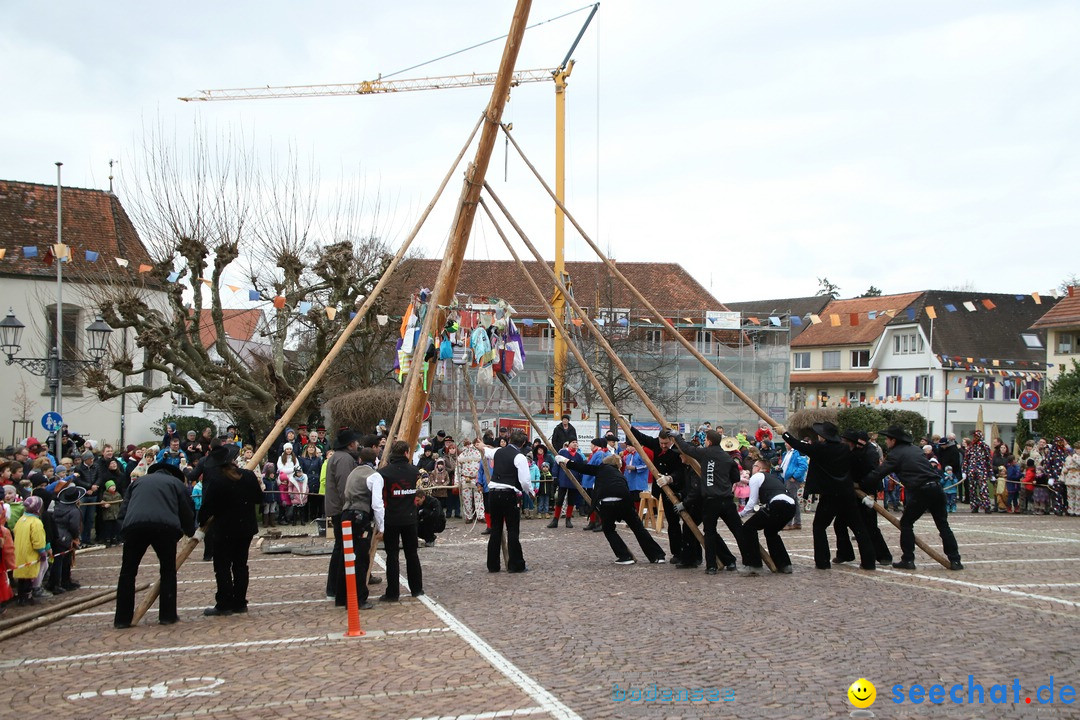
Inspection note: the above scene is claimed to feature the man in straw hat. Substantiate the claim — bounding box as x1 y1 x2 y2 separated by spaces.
782 422 876 571
865 425 963 571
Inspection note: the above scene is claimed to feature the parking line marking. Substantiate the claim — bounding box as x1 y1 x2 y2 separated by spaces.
405 708 548 720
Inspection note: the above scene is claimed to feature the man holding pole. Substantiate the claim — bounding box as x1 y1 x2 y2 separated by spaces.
629 427 689 563
865 426 963 571
480 430 535 573
671 430 745 575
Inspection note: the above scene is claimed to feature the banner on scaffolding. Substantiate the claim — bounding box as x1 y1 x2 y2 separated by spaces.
705 311 740 330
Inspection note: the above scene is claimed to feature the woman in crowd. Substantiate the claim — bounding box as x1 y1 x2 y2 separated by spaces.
298 443 324 520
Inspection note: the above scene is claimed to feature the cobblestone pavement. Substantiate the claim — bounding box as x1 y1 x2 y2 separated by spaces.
2 511 1080 719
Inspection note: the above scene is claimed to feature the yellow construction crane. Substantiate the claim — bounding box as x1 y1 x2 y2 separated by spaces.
179 3 598 419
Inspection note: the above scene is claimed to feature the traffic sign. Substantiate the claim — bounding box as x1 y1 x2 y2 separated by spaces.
422 401 432 422
1018 390 1041 411
41 411 63 433
1023 410 1039 420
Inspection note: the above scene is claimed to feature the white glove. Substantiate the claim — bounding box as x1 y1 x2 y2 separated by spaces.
861 495 875 509
656 475 671 487
555 455 569 466
193 528 206 542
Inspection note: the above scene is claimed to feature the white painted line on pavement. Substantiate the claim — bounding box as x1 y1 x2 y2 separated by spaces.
406 708 548 720
951 527 1080 543
73 598 328 617
998 583 1080 588
954 557 1080 564
375 555 583 720
82 572 326 589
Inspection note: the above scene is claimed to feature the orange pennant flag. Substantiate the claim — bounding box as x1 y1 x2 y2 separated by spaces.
830 314 841 327
326 306 338 321
272 296 287 309
201 278 213 287
982 299 996 310
0 249 6 260
572 318 584 327
849 313 859 326
138 264 153 273
1032 292 1041 305
748 317 761 325
226 285 240 293
925 305 937 319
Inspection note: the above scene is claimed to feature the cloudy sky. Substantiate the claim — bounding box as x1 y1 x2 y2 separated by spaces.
4 0 1078 304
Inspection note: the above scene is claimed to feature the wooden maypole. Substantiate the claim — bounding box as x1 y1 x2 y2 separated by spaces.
395 0 534 449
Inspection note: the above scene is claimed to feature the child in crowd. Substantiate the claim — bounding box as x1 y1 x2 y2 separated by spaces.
0 503 13 609
288 467 308 525
734 467 751 510
1006 456 1023 513
995 466 1009 513
1021 459 1037 514
278 471 294 524
13 496 47 605
1031 461 1051 514
941 466 958 513
538 463 553 519
523 456 539 519
261 462 278 527
100 480 123 546
191 476 203 513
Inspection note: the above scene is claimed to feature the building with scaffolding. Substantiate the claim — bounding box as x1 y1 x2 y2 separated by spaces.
404 259 790 438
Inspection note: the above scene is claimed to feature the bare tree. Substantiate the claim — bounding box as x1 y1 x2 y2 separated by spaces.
79 121 411 437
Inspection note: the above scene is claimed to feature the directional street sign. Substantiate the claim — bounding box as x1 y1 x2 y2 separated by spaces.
41 411 63 433
1018 390 1041 411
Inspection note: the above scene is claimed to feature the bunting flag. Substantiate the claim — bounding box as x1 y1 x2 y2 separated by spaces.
201 278 213 287
138 264 153 273
963 301 976 312
640 317 653 323
1032 292 1041 304
925 305 937 319
906 308 916 321
830 314 841 327
0 249 5 260
167 271 180 283
226 285 240 293
377 314 389 326
325 306 337 320
790 315 803 326
945 304 957 312
115 257 129 268
809 314 822 325
849 313 859 326
748 317 761 325
350 311 357 320
982 299 996 310
867 311 877 320
53 244 70 260
521 318 533 327
85 250 99 262
272 296 286 309
298 301 313 315
22 246 38 258
572 318 583 326
769 316 781 327
248 290 260 301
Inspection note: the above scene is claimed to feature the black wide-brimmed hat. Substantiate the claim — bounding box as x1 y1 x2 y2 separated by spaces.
812 421 841 442
880 425 914 444
204 443 240 469
334 429 362 449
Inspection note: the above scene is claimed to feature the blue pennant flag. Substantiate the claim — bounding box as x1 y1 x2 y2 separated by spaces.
85 250 99 262
944 304 957 312
769 316 781 326
298 301 313 315
790 316 802 326
248 290 260 301
906 308 916 320
166 271 180 283
22 246 38 258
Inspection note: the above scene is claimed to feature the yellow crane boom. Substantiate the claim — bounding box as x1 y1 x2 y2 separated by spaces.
178 68 555 102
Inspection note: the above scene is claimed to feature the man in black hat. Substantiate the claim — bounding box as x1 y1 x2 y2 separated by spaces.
551 414 577 451
832 430 893 566
113 462 196 628
630 426 691 563
866 426 963 570
782 422 876 570
324 429 361 601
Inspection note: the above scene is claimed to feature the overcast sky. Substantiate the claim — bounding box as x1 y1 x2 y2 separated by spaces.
5 1 1079 304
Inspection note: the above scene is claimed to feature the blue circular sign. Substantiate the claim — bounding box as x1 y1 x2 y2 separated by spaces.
41 411 63 433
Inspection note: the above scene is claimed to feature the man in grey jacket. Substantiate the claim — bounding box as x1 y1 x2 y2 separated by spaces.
324 429 360 600
113 463 196 628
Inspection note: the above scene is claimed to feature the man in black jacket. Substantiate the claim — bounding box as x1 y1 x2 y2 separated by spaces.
782 422 876 571
551 415 577 451
866 426 963 571
630 427 691 563
480 430 536 573
833 430 892 565
672 430 745 574
556 453 666 564
379 441 424 599
113 463 196 628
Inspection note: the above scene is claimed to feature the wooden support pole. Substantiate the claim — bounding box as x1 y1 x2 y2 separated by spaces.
499 125 780 429
396 0 534 450
855 489 951 569
476 197 705 546
0 584 149 642
131 116 486 626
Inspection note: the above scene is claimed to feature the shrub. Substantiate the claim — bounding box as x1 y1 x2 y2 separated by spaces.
150 414 218 439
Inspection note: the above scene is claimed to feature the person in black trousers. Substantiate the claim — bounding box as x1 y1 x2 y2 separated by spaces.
199 442 263 616
378 441 424 599
630 427 691 563
782 422 876 571
738 459 798 574
833 430 892 565
672 430 746 574
113 463 196 628
555 453 665 564
865 426 963 571
480 430 536 573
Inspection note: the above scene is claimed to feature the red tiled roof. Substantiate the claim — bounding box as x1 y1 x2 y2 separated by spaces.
1030 288 1080 329
791 292 923 347
790 370 879 385
401 259 727 315
194 309 264 347
0 180 154 280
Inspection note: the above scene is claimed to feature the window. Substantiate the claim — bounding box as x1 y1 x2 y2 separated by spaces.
822 350 841 370
847 390 867 404
885 375 903 397
915 374 933 398
45 305 80 358
722 389 739 405
645 329 664 351
969 379 985 400
686 376 706 404
1021 333 1043 349
175 392 195 408
793 351 811 370
892 332 924 355
1001 380 1019 401
851 349 870 368
142 347 154 389
598 308 629 336
538 326 554 352
696 330 714 355
1057 333 1074 355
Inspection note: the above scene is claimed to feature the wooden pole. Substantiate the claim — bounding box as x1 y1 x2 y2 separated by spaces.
499 126 780 429
131 116 485 625
0 584 150 642
482 184 774 570
366 530 382 586
475 198 705 546
0 587 115 631
855 489 951 569
396 0 534 451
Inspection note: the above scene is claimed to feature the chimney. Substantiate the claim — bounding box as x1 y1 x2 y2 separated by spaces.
1070 286 1077 298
